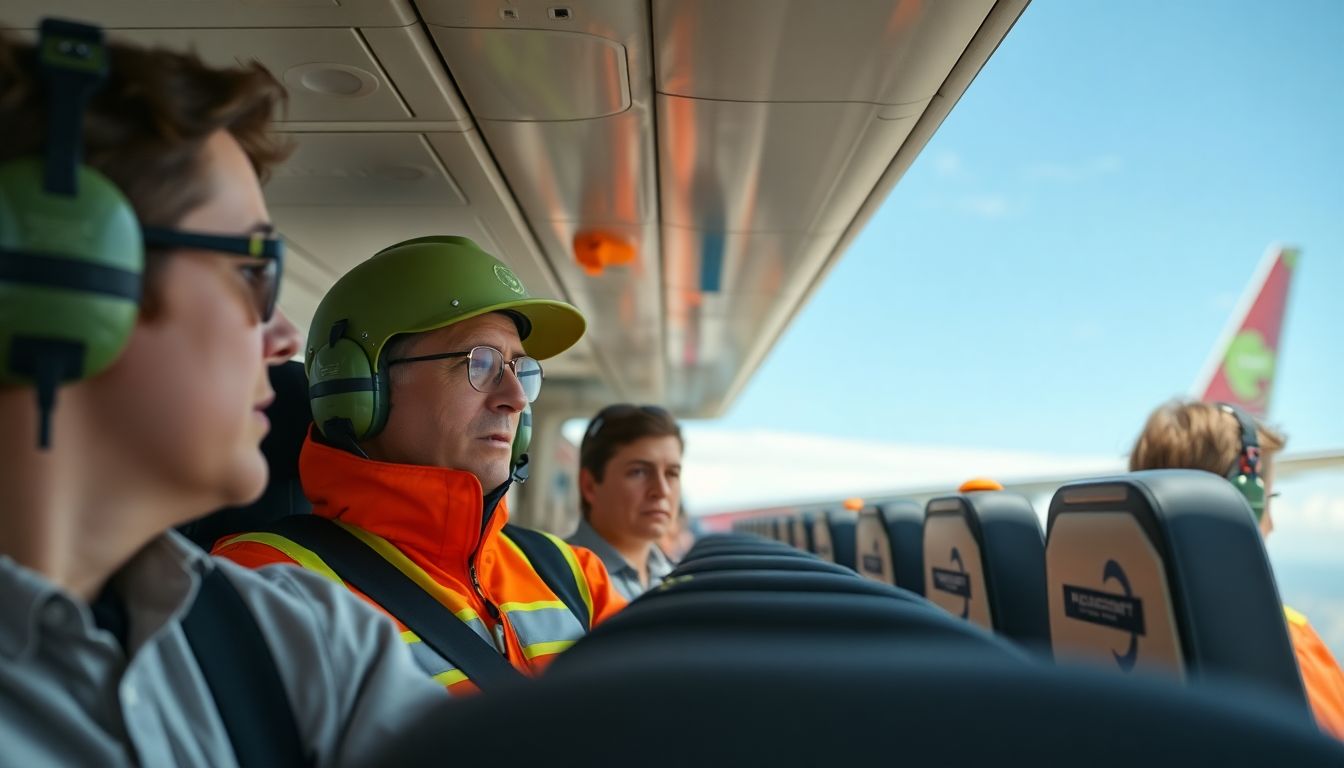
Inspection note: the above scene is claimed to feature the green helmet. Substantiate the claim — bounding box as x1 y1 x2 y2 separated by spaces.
306 235 585 441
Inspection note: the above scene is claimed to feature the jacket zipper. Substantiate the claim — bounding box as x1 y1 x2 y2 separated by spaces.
469 560 508 657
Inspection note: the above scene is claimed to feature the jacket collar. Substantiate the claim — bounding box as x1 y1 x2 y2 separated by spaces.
298 428 510 563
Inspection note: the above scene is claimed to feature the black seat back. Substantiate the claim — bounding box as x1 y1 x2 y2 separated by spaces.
855 501 924 595
1046 470 1309 712
922 491 1049 650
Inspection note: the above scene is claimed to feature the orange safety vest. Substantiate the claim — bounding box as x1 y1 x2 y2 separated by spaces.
1284 606 1344 741
212 430 626 695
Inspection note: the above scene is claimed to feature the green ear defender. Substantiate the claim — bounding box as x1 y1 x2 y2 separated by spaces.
0 20 143 448
308 319 387 446
1216 402 1266 520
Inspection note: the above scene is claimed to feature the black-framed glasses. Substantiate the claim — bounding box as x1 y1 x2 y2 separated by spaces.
387 345 543 402
141 226 284 321
584 404 672 440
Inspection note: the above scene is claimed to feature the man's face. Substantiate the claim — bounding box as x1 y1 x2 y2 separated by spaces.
91 130 301 515
581 435 683 544
365 313 528 490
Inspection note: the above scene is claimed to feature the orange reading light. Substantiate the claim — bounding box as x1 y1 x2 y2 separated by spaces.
574 231 635 276
843 497 864 512
959 477 1004 493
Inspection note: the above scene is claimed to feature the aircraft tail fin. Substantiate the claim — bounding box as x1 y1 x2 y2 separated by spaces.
1191 245 1300 418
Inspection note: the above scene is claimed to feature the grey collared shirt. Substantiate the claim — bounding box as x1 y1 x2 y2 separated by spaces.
567 518 674 601
0 531 452 767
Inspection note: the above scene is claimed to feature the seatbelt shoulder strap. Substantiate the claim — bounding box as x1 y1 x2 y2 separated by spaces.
264 515 524 690
182 567 311 767
502 524 592 630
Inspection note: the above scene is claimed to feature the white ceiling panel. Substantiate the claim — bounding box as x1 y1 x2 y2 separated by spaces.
268 133 466 208
0 1 416 29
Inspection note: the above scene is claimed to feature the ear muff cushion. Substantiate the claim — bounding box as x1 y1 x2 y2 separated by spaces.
0 157 143 384
1231 472 1267 519
309 337 385 440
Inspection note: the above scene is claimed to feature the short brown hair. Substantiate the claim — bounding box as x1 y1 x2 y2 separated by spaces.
1129 399 1286 475
579 404 683 515
0 29 289 306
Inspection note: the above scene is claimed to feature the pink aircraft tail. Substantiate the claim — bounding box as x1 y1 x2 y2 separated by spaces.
1193 245 1300 418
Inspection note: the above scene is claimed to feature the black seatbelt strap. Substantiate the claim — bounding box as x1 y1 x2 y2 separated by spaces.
182 568 311 767
502 524 591 630
265 515 524 690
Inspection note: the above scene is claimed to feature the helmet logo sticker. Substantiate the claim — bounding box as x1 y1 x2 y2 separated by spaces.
494 264 525 295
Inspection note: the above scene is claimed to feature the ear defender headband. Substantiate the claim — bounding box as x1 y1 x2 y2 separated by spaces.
1216 402 1266 520
0 19 143 448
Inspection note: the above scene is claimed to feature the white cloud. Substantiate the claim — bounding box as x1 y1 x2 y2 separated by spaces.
676 427 1120 515
931 151 964 177
1026 155 1124 183
959 195 1012 219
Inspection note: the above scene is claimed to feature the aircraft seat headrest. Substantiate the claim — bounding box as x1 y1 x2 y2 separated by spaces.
922 491 1050 651
1045 469 1309 714
856 501 925 595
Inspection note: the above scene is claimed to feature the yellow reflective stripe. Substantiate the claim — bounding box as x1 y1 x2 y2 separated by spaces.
499 600 568 613
433 669 469 687
498 532 592 624
400 630 420 643
334 521 480 623
521 640 575 660
1284 605 1308 627
538 531 593 623
219 532 345 586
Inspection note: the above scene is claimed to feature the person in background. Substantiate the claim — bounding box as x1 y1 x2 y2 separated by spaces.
1130 399 1344 741
569 404 683 600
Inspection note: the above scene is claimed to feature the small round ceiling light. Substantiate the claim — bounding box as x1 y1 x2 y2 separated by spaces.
284 63 379 98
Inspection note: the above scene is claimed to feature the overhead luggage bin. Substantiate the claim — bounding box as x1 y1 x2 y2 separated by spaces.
1046 470 1310 715
922 491 1050 651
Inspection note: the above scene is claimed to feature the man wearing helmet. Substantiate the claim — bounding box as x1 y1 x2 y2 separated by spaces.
214 236 626 694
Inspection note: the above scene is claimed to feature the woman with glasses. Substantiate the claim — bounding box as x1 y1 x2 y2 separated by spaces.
1131 400 1344 741
568 404 685 600
213 235 628 694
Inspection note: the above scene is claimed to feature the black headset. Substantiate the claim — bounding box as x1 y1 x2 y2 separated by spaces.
1215 402 1266 520
0 19 143 449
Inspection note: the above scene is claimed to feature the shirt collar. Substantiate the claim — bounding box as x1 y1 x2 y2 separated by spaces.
568 517 673 582
0 530 210 661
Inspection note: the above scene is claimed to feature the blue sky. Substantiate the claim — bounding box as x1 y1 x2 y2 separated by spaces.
704 0 1344 459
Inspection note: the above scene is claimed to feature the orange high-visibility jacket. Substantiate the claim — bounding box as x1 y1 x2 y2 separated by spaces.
1285 606 1344 741
212 431 626 695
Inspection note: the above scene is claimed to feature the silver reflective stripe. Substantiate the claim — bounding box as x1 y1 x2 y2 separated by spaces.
504 605 584 649
462 616 493 646
405 638 457 678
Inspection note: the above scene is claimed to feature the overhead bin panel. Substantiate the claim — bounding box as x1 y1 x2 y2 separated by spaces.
658 96 923 235
0 0 416 29
431 28 630 121
653 0 995 105
424 0 663 402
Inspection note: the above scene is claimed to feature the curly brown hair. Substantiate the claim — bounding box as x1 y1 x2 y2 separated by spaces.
0 29 290 306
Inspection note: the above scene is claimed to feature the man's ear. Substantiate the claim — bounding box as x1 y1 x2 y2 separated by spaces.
579 467 599 507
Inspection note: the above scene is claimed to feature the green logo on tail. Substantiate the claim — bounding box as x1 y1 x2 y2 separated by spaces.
1224 330 1274 401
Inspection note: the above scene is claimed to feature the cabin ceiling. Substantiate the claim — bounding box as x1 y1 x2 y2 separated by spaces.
4 0 1027 418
